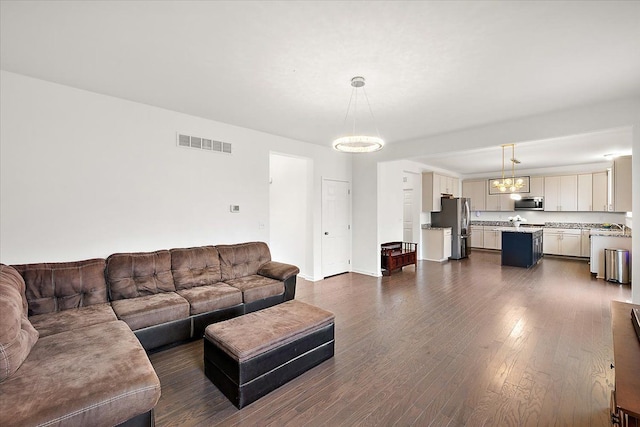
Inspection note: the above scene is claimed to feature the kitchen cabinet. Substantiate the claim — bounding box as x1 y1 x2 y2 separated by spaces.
462 180 486 211
486 193 514 211
580 229 591 258
422 172 459 212
483 229 502 250
577 173 593 211
543 228 581 256
529 176 544 198
440 175 459 197
592 171 609 212
614 156 632 212
544 175 578 211
470 225 484 248
422 227 452 262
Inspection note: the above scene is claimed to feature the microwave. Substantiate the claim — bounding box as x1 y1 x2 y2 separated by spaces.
514 197 543 211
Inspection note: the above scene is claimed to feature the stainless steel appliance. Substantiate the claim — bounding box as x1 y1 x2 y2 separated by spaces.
431 197 471 260
514 197 544 211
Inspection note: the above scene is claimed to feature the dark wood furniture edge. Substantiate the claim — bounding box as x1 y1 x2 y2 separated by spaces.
611 300 640 420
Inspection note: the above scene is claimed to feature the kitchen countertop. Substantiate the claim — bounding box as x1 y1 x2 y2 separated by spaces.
590 230 632 238
498 227 544 233
421 224 452 230
470 221 631 236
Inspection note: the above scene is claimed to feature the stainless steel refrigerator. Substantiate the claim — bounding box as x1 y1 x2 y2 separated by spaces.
431 197 471 260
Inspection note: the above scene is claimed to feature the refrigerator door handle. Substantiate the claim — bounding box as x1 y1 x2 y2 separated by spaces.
463 200 471 232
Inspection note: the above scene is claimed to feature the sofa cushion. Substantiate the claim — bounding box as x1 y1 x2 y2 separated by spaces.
13 258 107 316
217 242 271 281
29 303 117 338
110 292 190 331
106 250 175 300
177 283 243 315
0 320 161 427
170 246 222 290
0 265 39 382
225 275 284 303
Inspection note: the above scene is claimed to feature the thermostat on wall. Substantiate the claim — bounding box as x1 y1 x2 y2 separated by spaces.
230 205 240 213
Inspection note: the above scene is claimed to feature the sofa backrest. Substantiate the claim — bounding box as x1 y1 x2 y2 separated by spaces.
216 242 271 281
13 259 108 316
106 250 175 301
170 246 221 290
0 264 39 382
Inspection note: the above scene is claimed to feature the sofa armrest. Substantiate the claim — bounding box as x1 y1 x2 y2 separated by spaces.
257 261 299 281
258 262 299 302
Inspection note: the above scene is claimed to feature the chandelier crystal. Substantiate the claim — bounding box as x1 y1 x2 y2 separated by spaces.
492 144 524 193
332 76 384 153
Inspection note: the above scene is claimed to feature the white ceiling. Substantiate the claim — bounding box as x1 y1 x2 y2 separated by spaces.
1 1 639 174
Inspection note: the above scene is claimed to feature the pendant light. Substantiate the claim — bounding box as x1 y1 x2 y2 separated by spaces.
492 144 524 197
332 76 384 153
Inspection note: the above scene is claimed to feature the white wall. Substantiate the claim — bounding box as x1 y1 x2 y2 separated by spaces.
269 153 311 278
351 154 380 276
0 71 351 282
377 161 404 246
633 125 640 303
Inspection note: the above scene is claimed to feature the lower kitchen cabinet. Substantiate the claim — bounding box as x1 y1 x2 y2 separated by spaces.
543 228 581 256
470 226 484 248
483 229 502 250
581 229 591 257
422 227 452 262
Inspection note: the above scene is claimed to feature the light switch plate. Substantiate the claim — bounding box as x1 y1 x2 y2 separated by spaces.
230 205 240 213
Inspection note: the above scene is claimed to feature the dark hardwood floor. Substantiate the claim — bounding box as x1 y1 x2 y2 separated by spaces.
149 251 632 426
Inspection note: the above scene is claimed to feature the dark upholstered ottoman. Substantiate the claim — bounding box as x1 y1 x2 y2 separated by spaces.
203 300 335 409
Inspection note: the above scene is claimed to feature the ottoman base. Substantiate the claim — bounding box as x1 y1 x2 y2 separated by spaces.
204 322 334 409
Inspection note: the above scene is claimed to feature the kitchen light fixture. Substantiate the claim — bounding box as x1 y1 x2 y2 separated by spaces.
332 76 384 153
492 144 525 194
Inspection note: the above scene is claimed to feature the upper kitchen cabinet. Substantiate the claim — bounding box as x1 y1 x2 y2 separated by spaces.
613 156 632 212
423 172 459 212
462 180 486 211
486 193 515 211
529 176 544 198
592 171 609 212
577 173 593 211
440 175 459 197
544 175 577 211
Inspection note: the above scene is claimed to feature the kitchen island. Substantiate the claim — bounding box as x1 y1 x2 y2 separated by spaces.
501 228 544 268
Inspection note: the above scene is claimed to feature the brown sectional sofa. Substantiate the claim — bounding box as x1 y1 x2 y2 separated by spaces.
0 242 299 426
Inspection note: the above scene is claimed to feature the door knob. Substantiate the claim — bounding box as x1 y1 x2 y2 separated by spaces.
324 232 329 235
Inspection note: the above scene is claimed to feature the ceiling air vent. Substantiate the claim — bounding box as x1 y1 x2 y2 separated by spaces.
176 133 232 155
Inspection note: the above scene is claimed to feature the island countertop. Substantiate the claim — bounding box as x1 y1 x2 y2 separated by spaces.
493 227 544 233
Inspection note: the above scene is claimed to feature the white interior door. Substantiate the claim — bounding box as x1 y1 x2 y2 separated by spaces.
322 179 351 277
403 189 413 242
